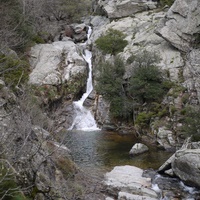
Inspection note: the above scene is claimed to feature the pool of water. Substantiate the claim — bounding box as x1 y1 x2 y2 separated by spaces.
63 130 172 172
60 130 200 199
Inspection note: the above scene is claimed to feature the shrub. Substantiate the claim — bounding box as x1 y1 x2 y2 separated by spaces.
0 161 28 200
135 112 154 128
95 28 128 55
159 0 175 7
128 51 166 103
0 54 29 89
126 54 136 65
96 56 133 119
181 106 200 141
96 56 125 99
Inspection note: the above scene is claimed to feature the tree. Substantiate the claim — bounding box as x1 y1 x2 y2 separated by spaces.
181 106 200 141
96 56 132 119
95 28 128 55
127 51 165 104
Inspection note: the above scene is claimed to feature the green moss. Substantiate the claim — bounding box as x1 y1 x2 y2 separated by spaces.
180 108 187 115
126 54 135 64
182 93 190 104
168 85 186 98
180 106 200 141
157 107 168 118
169 105 177 115
178 68 184 83
56 156 76 178
162 80 174 90
159 0 175 7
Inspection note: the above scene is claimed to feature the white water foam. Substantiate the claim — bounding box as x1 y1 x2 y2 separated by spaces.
68 27 99 131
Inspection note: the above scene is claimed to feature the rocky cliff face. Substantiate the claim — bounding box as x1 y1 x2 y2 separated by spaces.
0 81 78 199
91 0 200 149
95 0 157 19
156 0 200 52
156 0 200 102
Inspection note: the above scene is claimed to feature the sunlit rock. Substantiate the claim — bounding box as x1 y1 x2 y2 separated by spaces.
129 143 149 155
156 0 200 52
104 165 158 199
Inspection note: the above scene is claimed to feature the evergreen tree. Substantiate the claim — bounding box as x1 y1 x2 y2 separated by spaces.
95 29 128 55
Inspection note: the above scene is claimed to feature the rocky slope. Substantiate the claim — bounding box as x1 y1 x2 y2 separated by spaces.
1 0 199 199
90 0 200 150
90 0 200 196
26 0 200 185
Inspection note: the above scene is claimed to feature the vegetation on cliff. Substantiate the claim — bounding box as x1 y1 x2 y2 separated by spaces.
0 0 95 199
96 50 172 123
95 28 128 55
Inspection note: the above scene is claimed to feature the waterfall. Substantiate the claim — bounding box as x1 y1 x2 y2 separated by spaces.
69 27 99 131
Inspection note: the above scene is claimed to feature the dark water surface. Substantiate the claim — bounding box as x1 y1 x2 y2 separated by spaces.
63 130 172 172
62 130 200 199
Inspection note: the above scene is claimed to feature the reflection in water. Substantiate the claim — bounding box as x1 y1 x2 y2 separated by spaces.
64 130 172 172
63 130 200 199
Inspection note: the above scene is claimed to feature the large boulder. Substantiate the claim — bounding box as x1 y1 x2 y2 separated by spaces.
61 24 88 43
172 149 200 188
158 139 200 188
29 40 88 102
129 143 149 155
156 126 176 150
96 0 157 19
104 165 158 199
29 40 87 86
156 0 200 52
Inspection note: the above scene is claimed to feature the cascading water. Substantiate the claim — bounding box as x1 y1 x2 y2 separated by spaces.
69 27 99 131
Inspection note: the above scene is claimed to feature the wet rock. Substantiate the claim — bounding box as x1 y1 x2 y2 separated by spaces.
129 143 149 155
73 31 87 43
158 154 175 173
172 149 200 188
72 23 87 34
104 165 158 199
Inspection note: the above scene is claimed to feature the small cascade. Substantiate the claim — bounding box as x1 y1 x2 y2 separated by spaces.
69 27 99 131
